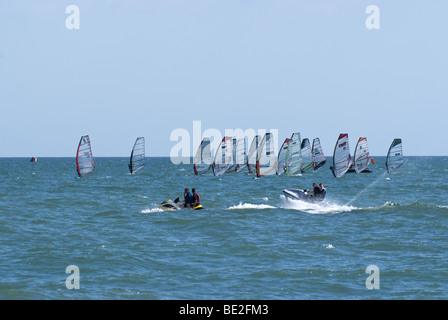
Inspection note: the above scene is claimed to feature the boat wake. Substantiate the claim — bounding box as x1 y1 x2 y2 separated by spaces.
279 195 357 214
227 203 276 210
141 207 164 213
344 171 388 206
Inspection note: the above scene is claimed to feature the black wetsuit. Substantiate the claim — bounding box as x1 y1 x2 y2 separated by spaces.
314 188 326 201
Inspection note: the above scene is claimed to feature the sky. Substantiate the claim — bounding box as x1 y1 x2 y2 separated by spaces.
1 0 447 157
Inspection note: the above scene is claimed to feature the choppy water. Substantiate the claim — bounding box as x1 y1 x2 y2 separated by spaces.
0 157 447 300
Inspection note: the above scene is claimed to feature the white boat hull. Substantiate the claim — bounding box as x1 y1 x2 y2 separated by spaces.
283 188 325 203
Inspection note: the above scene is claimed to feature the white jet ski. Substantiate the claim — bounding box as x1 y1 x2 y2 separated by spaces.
283 188 326 203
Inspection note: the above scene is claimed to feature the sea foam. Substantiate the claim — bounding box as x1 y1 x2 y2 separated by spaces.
280 195 357 214
227 202 276 210
141 207 164 213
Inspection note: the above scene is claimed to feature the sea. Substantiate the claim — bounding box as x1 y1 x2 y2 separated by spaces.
0 156 447 301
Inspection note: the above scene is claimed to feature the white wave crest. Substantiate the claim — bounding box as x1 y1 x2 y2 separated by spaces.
141 207 164 213
280 196 356 214
383 201 400 206
227 202 276 210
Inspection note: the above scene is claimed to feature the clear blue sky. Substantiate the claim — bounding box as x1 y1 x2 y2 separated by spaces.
1 0 447 157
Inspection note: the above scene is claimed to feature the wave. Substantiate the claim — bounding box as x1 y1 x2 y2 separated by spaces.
141 207 164 213
227 202 276 210
227 198 359 214
342 201 448 214
378 201 448 211
382 201 400 207
142 200 448 215
279 195 358 215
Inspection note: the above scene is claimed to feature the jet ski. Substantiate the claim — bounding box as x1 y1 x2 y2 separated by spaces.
158 198 204 211
283 188 326 203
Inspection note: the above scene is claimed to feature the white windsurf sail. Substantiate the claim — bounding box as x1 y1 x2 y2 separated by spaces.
386 138 404 173
247 135 259 174
235 137 248 173
225 138 238 173
76 135 95 177
277 138 290 175
285 132 302 175
212 136 233 176
256 132 277 177
129 137 145 174
193 137 212 175
332 133 352 178
354 137 370 174
300 138 313 173
312 137 326 170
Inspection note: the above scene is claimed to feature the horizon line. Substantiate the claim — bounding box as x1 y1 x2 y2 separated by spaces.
0 155 446 158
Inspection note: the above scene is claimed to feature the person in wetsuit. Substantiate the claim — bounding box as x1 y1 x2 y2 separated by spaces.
192 188 201 208
316 183 326 201
312 183 320 195
181 188 193 208
304 183 320 201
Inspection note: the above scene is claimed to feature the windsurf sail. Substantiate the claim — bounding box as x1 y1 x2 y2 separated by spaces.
300 138 313 173
285 132 302 175
312 138 326 170
386 138 404 173
276 138 290 175
193 137 212 175
212 136 233 176
247 135 259 174
332 133 352 178
225 138 238 173
256 132 277 177
76 135 95 177
128 137 145 174
353 137 370 174
235 137 248 173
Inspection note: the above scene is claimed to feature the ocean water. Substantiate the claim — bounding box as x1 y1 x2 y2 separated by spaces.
0 156 447 300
